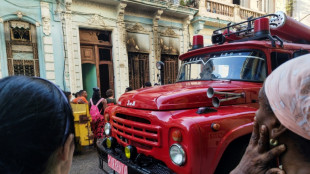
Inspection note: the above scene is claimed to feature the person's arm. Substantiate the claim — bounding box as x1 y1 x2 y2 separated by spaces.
77 97 85 104
102 99 107 110
230 119 286 174
81 97 88 104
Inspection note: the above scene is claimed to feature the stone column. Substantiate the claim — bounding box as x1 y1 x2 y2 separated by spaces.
233 4 241 22
197 0 205 16
115 3 127 99
41 2 56 82
62 0 76 91
182 15 193 54
152 10 163 83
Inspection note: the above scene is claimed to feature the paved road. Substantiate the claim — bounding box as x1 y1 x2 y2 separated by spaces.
70 148 113 174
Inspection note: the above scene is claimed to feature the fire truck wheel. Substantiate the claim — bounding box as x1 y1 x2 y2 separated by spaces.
214 134 251 174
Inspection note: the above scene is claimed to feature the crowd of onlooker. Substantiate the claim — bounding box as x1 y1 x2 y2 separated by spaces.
64 81 157 106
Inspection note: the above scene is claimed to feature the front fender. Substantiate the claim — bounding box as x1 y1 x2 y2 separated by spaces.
192 105 256 174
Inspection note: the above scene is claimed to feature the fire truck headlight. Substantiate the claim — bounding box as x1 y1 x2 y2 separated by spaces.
169 144 186 166
104 123 111 136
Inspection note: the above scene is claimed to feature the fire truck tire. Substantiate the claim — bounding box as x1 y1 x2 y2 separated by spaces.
214 134 251 174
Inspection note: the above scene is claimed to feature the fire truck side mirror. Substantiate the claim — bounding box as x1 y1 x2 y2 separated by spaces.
156 61 164 85
156 61 164 70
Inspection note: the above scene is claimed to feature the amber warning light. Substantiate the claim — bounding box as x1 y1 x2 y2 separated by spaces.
192 35 204 50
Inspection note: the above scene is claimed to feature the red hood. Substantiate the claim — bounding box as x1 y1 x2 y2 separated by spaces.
118 81 261 110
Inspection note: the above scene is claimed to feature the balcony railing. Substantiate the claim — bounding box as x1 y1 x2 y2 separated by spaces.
206 0 234 17
239 6 265 20
204 0 266 23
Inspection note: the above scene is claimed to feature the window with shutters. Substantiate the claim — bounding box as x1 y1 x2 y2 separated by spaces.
161 54 178 84
5 20 39 76
128 53 149 89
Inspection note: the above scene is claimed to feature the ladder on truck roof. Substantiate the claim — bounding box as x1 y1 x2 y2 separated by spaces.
212 13 284 47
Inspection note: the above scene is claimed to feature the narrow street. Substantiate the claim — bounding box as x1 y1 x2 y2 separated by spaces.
70 148 112 174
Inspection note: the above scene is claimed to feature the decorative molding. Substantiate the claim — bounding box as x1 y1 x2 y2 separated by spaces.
127 23 146 33
161 27 178 37
16 11 23 19
119 3 127 13
193 20 205 34
10 21 30 29
88 14 105 26
65 0 72 12
126 37 140 51
41 2 51 36
184 15 193 26
159 38 179 55
0 18 3 23
35 22 40 27
117 3 127 22
153 10 163 24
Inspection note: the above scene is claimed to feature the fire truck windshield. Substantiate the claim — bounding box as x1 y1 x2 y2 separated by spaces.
177 51 266 82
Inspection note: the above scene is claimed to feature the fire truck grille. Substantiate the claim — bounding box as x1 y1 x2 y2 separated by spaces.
112 114 161 148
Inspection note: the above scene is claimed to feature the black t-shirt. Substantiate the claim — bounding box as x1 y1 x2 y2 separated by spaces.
106 98 116 105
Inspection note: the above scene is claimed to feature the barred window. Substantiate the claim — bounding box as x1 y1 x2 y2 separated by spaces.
5 20 39 76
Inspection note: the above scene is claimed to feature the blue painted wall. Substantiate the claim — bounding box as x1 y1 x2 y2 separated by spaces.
50 2 66 89
0 0 44 77
0 0 66 89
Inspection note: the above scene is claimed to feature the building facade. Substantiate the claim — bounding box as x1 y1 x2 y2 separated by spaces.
0 0 64 86
63 0 197 99
0 0 197 99
0 0 282 100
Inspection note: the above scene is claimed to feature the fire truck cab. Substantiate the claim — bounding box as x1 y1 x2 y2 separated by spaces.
97 12 310 174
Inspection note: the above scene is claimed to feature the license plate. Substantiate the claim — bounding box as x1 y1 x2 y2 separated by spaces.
108 155 128 174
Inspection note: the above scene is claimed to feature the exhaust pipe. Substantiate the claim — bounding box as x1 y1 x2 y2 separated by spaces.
207 87 244 107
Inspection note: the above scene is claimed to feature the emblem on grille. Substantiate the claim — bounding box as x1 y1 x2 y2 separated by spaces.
127 100 135 106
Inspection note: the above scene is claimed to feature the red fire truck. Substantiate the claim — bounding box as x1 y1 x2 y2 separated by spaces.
97 12 310 174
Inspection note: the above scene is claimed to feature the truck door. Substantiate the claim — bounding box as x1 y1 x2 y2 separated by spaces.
270 52 291 71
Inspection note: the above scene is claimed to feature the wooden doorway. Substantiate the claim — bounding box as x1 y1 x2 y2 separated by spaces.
98 47 113 98
128 52 149 89
79 29 113 98
161 54 178 84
